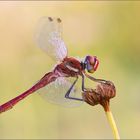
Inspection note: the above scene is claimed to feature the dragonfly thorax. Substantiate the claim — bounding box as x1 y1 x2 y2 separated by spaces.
64 57 82 72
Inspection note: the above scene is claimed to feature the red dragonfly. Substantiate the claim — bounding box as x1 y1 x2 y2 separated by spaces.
0 17 107 113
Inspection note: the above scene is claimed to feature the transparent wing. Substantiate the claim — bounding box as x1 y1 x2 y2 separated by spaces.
38 77 83 107
35 16 68 62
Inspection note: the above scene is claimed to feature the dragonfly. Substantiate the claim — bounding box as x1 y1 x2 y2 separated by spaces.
0 17 107 113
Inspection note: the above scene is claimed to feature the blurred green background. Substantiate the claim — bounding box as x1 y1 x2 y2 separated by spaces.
0 1 140 139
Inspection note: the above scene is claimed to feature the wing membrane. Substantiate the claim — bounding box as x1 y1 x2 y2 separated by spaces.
38 77 83 107
35 17 68 62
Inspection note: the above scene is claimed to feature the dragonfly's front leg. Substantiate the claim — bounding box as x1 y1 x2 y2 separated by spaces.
81 74 96 93
85 72 109 84
82 74 88 92
65 77 83 101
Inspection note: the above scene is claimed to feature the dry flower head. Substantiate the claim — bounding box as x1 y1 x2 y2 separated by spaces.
82 81 116 111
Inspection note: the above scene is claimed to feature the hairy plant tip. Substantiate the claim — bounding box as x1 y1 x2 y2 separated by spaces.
82 81 116 111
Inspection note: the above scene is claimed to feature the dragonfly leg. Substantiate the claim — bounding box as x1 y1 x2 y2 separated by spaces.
82 74 87 92
81 74 95 93
65 77 83 101
85 73 109 84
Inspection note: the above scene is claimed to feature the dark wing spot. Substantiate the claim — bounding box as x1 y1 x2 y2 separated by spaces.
48 17 53 22
57 18 61 23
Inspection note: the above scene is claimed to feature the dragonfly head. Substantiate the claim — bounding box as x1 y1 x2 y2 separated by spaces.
84 55 99 73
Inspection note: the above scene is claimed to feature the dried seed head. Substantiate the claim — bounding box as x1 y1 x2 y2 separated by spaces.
96 81 116 100
82 81 116 111
82 89 100 106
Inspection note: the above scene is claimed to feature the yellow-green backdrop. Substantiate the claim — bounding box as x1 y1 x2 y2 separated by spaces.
0 1 140 139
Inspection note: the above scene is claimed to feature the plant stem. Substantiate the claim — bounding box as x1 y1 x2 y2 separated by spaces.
105 108 120 139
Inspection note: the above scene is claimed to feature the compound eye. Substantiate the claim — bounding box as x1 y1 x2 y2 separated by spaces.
90 56 97 65
85 55 96 64
85 56 99 72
